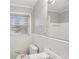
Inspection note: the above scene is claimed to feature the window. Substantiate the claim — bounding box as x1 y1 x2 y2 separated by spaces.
10 15 29 34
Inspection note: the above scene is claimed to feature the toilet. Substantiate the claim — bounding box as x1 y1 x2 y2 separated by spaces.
29 53 49 59
16 52 49 59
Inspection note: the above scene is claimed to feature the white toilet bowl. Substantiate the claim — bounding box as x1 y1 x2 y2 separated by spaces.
29 53 49 59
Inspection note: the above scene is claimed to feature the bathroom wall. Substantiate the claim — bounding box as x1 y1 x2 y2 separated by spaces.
32 34 69 59
48 11 69 23
47 11 69 41
59 11 69 41
32 0 47 34
48 11 60 23
10 6 32 14
59 23 69 41
47 23 69 41
10 6 32 59
59 11 69 23
10 33 32 59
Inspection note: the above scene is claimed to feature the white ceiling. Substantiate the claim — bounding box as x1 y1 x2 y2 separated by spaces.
10 0 38 8
10 0 69 13
48 0 69 13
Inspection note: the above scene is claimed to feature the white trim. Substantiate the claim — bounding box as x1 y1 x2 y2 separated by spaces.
10 3 33 9
10 12 31 15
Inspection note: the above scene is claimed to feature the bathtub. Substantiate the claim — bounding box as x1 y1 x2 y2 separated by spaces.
32 34 69 59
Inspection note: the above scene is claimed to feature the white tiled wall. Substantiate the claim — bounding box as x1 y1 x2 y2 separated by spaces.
10 33 32 59
59 11 69 23
47 11 69 41
48 23 69 41
10 6 32 13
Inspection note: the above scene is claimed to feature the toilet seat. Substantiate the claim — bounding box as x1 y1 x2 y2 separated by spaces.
29 53 49 59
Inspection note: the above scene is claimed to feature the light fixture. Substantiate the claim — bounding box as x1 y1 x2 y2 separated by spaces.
48 0 55 5
51 0 55 4
45 0 48 2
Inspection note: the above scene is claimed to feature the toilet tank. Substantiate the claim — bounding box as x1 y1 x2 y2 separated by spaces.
29 44 38 54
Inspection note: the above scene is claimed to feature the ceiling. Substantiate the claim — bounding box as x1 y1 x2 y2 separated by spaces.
48 0 69 13
10 0 38 8
10 0 69 13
